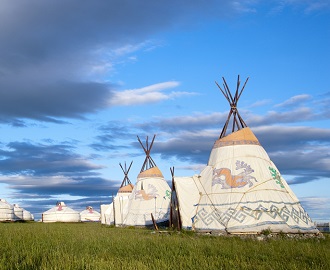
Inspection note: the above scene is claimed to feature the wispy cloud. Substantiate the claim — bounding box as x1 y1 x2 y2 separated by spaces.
270 0 330 14
274 94 312 108
248 99 272 108
137 112 225 132
108 81 196 106
300 196 330 221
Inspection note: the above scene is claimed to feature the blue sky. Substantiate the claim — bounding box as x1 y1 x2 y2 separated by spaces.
0 1 329 221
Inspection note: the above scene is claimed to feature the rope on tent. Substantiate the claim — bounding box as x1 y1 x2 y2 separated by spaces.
227 173 299 223
194 162 300 232
193 171 229 233
157 191 170 221
211 152 300 224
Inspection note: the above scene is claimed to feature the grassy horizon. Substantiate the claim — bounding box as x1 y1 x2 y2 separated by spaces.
0 222 329 269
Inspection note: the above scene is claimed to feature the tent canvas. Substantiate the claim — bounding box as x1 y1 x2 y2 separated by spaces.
22 208 34 221
172 76 318 234
102 198 131 226
13 204 24 221
100 204 111 224
102 193 133 226
122 135 171 227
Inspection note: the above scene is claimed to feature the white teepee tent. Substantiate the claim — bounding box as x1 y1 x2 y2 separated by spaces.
80 206 101 222
101 161 134 226
122 135 171 227
0 199 14 221
171 76 318 234
42 202 80 223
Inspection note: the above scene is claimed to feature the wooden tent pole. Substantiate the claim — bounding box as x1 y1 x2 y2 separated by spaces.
237 77 249 101
217 75 250 137
215 81 230 103
137 135 158 172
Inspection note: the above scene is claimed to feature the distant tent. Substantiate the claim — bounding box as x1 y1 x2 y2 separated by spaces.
122 135 171 227
80 206 101 222
0 199 14 221
13 204 24 221
101 161 134 226
171 76 318 234
22 208 34 221
42 202 80 223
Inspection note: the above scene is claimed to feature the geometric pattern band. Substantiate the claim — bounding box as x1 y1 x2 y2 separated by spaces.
192 203 313 228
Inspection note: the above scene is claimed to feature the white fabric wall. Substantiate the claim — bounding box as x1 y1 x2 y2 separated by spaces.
22 209 34 221
100 204 111 225
113 195 130 226
123 177 171 226
13 204 24 221
101 192 132 226
173 176 200 229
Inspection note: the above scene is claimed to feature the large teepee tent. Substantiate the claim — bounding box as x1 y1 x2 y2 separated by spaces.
101 161 134 225
122 135 171 227
171 76 318 234
42 202 80 223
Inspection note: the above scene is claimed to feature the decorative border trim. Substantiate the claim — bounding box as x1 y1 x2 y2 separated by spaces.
213 139 260 148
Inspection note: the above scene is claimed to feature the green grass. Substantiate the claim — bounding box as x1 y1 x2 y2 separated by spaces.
0 222 329 269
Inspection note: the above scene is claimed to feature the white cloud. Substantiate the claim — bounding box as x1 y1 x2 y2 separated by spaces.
88 40 161 77
248 99 272 108
108 81 196 106
176 164 207 172
300 196 330 222
0 175 77 187
271 0 330 14
304 1 330 13
274 94 311 108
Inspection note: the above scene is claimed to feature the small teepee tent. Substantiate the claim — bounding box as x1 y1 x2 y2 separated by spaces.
80 206 101 222
171 76 318 234
101 161 134 226
0 199 14 221
122 135 171 227
42 202 80 223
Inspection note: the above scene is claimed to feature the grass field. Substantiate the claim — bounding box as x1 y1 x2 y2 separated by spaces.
0 222 329 270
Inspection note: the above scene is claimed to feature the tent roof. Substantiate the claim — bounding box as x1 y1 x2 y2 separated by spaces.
137 166 164 179
118 183 134 193
43 202 78 214
0 199 13 209
213 127 260 148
